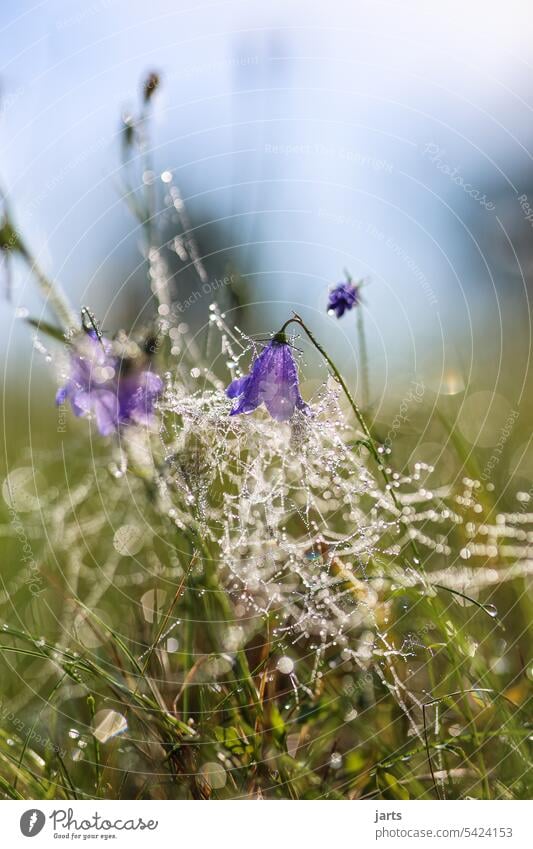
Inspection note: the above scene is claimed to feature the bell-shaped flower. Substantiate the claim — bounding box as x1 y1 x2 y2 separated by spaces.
226 335 310 422
327 280 361 318
56 330 162 436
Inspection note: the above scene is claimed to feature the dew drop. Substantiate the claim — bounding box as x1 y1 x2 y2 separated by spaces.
113 524 144 557
277 656 294 675
92 710 128 744
329 752 342 770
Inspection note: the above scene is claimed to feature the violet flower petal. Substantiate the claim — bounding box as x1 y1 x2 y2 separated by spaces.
56 331 162 434
226 339 310 421
327 281 360 318
226 375 250 399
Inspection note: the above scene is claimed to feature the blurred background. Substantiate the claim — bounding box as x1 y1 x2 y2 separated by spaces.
0 2 532 801
1 0 533 490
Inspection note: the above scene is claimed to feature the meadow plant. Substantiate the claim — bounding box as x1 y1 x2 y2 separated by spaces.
0 75 531 802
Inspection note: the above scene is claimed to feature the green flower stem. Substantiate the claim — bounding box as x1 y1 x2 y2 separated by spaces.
279 314 422 564
182 615 194 721
189 531 260 724
279 314 394 498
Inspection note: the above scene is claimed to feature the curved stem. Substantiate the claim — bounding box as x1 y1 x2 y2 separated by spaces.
279 314 387 473
279 314 420 561
276 313 420 560
280 316 375 447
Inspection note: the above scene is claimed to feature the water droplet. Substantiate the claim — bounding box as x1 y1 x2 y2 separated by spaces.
329 752 342 770
277 656 294 675
92 710 128 744
113 524 144 556
141 589 167 624
2 467 43 512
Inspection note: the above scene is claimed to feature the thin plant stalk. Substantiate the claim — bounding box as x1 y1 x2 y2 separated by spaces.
278 313 423 565
279 314 393 498
356 304 370 409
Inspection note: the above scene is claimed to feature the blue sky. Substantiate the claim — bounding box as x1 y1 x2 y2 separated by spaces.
2 0 533 398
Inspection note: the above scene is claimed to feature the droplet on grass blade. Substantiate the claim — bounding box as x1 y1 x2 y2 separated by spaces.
329 752 343 770
464 637 478 658
113 524 144 556
276 656 294 675
2 467 44 512
141 589 168 624
92 710 128 744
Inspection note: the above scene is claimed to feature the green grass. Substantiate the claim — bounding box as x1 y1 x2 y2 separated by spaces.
0 386 531 801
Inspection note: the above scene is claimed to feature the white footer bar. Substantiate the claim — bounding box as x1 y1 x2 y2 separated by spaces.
3 799 531 848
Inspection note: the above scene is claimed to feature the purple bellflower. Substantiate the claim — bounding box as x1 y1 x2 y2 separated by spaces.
327 280 361 318
56 330 163 436
226 334 310 422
